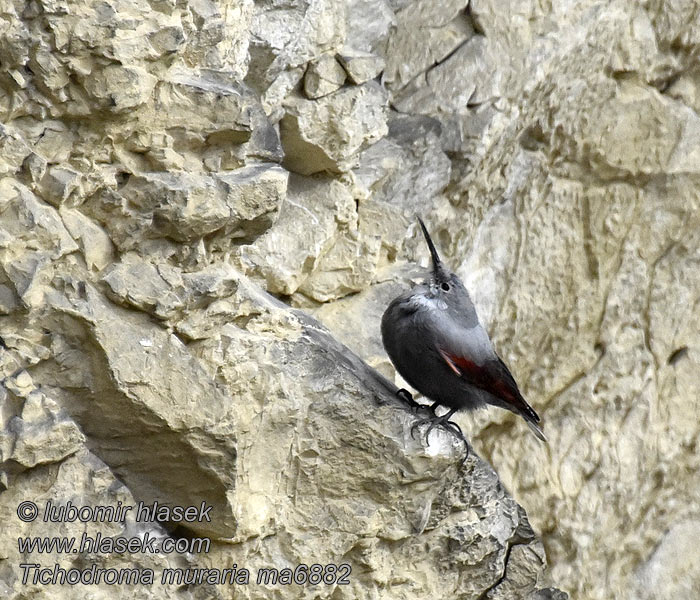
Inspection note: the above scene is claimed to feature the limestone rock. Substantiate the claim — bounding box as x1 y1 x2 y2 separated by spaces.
102 255 187 319
246 0 347 91
303 54 347 98
0 259 556 599
632 519 700 599
84 65 158 113
38 287 239 539
338 48 386 84
1 372 85 470
258 66 306 120
59 207 114 272
0 180 78 309
102 254 242 322
185 297 551 597
391 34 499 116
281 83 389 174
155 70 251 142
179 0 252 76
382 0 473 91
95 164 287 248
354 114 451 210
0 0 591 598
296 228 382 302
35 165 83 207
365 2 700 592
427 34 500 108
237 175 356 295
0 125 31 175
2 251 54 309
345 0 394 53
0 180 77 260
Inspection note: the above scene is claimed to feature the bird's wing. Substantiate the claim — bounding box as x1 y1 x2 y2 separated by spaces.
437 344 543 429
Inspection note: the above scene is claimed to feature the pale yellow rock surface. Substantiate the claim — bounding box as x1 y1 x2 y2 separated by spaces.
382 0 473 91
0 0 557 596
338 48 385 84
280 83 389 174
3 0 698 599
318 2 700 599
303 54 347 98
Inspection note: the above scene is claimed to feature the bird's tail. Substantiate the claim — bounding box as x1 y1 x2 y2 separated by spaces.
514 397 548 443
526 419 548 443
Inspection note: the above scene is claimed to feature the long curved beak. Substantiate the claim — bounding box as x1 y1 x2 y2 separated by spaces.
417 217 442 272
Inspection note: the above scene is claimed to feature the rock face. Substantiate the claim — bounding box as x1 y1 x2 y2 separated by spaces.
2 0 698 599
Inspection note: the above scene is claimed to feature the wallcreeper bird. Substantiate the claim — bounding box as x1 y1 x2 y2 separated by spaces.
381 218 547 455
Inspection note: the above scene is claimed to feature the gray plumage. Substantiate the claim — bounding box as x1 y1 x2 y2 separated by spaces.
381 218 546 442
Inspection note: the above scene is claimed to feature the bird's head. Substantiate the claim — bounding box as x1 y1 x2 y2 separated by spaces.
418 217 457 289
415 217 474 317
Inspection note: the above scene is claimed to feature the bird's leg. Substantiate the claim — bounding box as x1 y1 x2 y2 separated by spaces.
410 407 470 462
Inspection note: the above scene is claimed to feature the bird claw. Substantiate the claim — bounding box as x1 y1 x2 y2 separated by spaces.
396 388 417 408
410 413 470 464
441 419 464 439
409 419 426 441
398 391 469 463
396 388 436 415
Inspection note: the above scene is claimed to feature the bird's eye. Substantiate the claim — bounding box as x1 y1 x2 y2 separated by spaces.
441 282 450 291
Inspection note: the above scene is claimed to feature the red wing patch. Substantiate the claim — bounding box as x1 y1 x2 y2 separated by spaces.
437 348 462 376
439 349 535 419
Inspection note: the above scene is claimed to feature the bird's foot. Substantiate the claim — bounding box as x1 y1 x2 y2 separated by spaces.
410 410 463 442
410 411 470 464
